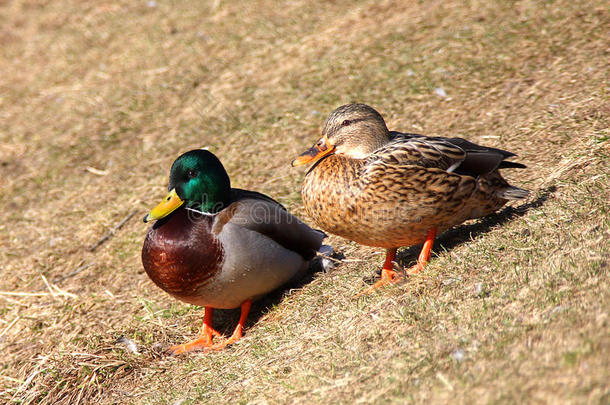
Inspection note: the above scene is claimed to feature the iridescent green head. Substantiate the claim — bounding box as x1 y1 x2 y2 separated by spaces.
143 149 231 222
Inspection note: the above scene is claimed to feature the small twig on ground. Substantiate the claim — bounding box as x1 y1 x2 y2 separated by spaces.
53 262 94 284
0 291 53 297
89 210 137 252
39 274 78 299
0 316 21 339
436 372 454 391
40 273 56 298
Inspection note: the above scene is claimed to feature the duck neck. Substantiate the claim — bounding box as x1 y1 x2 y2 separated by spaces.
187 189 230 214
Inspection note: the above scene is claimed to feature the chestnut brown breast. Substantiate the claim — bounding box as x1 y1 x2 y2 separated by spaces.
141 208 224 298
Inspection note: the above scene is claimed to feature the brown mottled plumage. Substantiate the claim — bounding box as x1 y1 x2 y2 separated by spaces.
293 103 528 292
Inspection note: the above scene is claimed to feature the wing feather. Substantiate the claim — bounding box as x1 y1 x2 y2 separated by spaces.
364 132 526 177
216 190 325 260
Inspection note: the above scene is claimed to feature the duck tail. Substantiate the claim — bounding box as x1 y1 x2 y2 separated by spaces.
496 186 529 200
499 161 527 170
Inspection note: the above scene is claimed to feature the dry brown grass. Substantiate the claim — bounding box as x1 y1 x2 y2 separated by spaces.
0 0 608 403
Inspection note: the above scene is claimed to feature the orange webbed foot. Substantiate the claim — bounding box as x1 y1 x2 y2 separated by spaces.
167 306 222 355
209 324 244 351
354 229 437 297
354 248 401 297
209 300 251 351
167 329 221 355
355 267 404 297
169 300 253 355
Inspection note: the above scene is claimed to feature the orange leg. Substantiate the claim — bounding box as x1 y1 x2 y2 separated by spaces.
357 228 437 296
356 248 398 296
405 228 436 275
210 300 252 351
168 307 222 355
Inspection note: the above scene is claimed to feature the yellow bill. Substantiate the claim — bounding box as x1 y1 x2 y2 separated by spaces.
143 188 184 223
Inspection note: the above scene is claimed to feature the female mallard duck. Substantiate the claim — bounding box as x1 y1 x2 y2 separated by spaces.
142 149 324 354
292 103 528 294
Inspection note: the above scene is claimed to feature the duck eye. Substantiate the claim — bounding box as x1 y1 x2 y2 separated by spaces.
341 119 351 127
186 169 197 179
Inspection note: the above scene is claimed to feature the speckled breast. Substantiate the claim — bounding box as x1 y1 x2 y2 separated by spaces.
301 155 490 248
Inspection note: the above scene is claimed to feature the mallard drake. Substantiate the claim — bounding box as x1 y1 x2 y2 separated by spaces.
142 149 324 354
292 103 528 293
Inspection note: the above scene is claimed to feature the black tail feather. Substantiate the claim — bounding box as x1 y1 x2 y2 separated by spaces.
499 161 527 169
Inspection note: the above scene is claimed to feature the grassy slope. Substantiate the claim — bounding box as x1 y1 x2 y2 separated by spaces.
0 0 608 403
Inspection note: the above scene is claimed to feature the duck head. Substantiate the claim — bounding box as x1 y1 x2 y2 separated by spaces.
144 149 231 222
292 103 391 166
